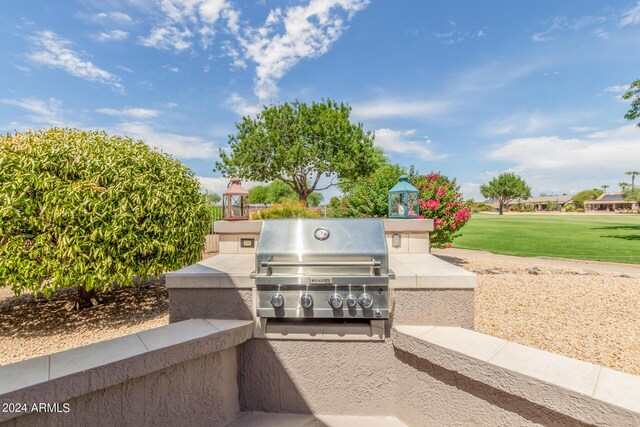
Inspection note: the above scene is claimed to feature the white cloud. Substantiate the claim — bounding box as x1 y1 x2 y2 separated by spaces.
140 0 234 51
141 26 193 51
351 99 450 120
27 30 124 92
0 97 69 127
486 124 640 193
460 182 481 200
221 40 246 69
94 30 129 41
89 11 132 23
532 15 607 42
483 111 593 137
197 176 262 195
116 121 217 159
13 64 31 73
374 128 447 161
604 84 629 94
592 28 608 39
570 126 597 132
227 93 261 116
620 2 640 26
604 84 630 102
163 102 179 109
96 107 160 119
238 0 370 101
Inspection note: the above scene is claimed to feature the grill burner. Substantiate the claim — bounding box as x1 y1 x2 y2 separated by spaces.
251 219 393 319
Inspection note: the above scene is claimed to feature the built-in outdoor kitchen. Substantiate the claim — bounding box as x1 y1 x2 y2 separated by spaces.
166 216 476 420
2 179 638 427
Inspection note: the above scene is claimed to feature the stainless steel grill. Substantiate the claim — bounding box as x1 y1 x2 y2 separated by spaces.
251 219 393 319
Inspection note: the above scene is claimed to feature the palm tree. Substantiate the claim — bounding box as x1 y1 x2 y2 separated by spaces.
619 182 629 191
601 184 610 193
625 171 640 191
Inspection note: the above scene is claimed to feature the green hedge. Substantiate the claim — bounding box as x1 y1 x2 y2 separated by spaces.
0 128 210 298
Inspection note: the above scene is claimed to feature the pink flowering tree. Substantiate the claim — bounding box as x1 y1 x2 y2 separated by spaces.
411 172 471 248
334 166 471 248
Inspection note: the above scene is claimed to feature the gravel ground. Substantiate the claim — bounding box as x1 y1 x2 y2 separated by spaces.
434 250 640 376
1 251 639 376
0 279 168 366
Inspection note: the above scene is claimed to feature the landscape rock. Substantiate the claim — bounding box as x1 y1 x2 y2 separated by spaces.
527 266 542 275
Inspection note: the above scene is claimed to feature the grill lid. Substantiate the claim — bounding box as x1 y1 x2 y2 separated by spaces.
254 218 389 277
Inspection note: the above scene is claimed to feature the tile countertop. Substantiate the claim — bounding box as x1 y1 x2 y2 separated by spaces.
165 254 475 289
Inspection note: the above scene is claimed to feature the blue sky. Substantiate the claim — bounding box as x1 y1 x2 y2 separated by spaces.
2 0 640 200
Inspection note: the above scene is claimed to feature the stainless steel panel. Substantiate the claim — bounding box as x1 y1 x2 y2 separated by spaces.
255 219 389 276
256 284 389 319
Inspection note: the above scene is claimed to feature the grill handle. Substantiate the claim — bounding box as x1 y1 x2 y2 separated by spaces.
260 259 382 275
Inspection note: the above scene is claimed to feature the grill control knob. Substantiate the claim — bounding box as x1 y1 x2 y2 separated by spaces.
346 295 358 308
329 293 343 309
359 293 373 309
270 294 284 308
300 293 313 309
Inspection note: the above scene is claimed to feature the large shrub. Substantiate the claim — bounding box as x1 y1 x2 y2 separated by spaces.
334 164 405 218
0 128 209 302
412 173 471 248
251 201 321 219
336 165 471 248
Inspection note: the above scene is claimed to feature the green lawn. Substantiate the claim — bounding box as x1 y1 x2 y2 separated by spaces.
454 214 640 264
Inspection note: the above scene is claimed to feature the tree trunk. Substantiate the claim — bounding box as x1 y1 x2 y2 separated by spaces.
298 192 308 207
499 203 504 215
74 286 98 310
633 175 636 192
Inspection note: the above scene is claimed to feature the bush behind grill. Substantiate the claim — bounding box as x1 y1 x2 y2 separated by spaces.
0 128 209 306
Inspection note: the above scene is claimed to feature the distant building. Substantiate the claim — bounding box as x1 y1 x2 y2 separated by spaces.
584 192 638 213
483 195 573 211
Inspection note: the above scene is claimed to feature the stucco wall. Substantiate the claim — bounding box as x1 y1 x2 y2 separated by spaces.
392 289 474 328
4 348 238 427
169 289 253 322
238 339 396 416
393 326 640 427
394 348 589 426
0 319 253 427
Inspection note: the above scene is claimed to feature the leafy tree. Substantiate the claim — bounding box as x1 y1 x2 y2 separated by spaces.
623 79 640 127
624 189 640 203
335 163 406 218
204 192 221 204
480 173 531 215
625 170 640 191
248 185 270 206
572 189 603 209
214 99 383 206
0 129 209 308
249 180 324 206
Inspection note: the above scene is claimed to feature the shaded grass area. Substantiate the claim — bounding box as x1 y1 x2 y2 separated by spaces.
454 214 640 264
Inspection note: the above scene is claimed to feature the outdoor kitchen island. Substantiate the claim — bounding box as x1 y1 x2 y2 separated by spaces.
164 219 640 426
166 218 477 423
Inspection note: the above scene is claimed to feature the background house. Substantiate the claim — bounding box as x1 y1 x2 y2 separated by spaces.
584 193 638 213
